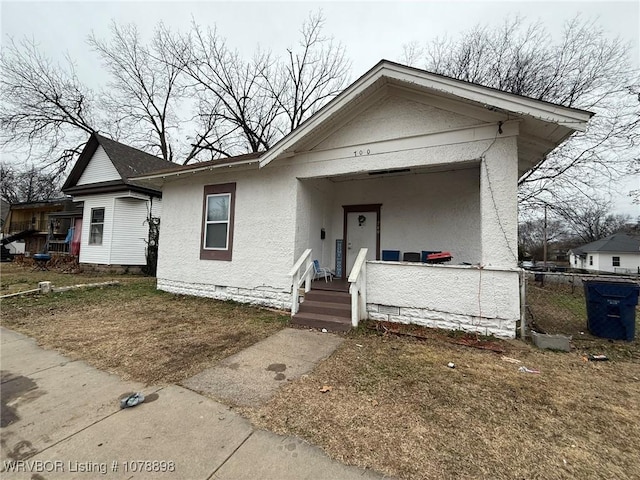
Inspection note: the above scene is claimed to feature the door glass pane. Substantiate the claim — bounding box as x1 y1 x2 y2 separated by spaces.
207 196 229 222
205 223 228 249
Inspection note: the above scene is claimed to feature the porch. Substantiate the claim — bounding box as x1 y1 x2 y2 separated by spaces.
290 249 522 339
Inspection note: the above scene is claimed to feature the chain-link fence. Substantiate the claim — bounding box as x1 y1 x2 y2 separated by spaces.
524 271 640 360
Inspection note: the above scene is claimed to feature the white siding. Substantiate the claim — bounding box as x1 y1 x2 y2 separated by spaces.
587 252 640 274
286 91 519 269
151 197 162 218
78 194 116 265
110 197 151 265
77 146 120 185
156 87 521 337
295 178 333 269
77 192 155 265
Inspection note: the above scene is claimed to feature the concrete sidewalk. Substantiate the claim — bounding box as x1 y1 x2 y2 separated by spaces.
1 327 388 479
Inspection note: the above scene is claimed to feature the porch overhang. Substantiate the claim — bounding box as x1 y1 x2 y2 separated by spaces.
258 60 593 174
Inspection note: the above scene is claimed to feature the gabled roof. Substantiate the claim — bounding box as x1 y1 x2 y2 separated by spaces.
259 60 593 168
570 234 640 255
134 59 595 185
62 133 172 195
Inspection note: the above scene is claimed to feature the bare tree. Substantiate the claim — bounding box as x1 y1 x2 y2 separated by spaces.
402 16 639 210
518 216 566 261
2 11 351 168
175 24 280 159
551 196 631 243
174 10 350 162
0 37 98 174
264 11 351 133
1 162 61 203
88 22 189 162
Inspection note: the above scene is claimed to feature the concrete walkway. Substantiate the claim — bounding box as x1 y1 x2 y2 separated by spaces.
183 328 344 407
0 327 387 479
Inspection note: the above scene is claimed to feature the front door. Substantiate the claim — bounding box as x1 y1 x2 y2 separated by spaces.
343 205 381 276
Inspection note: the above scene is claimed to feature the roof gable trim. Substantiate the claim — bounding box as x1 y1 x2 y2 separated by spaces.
258 60 593 168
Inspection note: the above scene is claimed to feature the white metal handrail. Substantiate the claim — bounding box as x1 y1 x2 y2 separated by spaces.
289 248 314 315
348 248 368 328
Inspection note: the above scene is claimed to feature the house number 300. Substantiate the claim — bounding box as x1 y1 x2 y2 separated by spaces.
354 149 371 156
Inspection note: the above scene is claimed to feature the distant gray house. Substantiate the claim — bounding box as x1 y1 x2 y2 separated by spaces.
569 234 640 274
62 133 171 269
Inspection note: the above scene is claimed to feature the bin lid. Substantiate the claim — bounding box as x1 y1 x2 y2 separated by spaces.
582 277 639 285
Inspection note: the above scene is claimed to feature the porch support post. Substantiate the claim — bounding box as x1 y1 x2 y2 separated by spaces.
479 136 519 268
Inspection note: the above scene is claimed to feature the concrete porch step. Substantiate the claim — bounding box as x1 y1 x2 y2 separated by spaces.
291 312 352 333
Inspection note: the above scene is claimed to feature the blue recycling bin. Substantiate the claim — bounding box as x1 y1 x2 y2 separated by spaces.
583 279 639 341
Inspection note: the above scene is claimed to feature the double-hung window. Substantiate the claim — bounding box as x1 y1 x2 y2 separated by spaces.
89 208 105 245
201 183 235 261
612 256 620 267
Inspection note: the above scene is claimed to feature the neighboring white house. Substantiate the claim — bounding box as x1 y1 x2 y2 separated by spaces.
135 60 592 339
62 133 170 269
569 234 640 275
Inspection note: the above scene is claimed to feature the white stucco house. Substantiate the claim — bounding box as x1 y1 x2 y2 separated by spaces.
135 60 592 338
62 133 170 270
569 234 640 275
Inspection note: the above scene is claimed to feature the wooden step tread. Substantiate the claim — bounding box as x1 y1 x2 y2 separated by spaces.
298 300 351 315
304 290 351 304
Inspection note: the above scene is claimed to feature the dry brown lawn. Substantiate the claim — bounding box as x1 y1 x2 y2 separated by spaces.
243 327 640 480
2 263 639 479
1 263 288 383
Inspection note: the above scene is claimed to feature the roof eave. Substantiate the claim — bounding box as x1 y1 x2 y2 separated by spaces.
258 60 593 168
132 158 261 185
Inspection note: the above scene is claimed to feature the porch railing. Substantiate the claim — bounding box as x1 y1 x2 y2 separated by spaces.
289 248 314 315
348 248 368 328
8 221 47 233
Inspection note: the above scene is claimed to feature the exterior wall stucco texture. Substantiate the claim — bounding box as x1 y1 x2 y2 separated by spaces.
480 137 519 268
315 94 483 151
156 167 297 294
328 168 481 266
295 178 334 268
156 91 522 337
366 262 520 338
157 279 292 310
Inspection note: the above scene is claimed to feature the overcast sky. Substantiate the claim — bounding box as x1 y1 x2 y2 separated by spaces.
1 0 639 215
